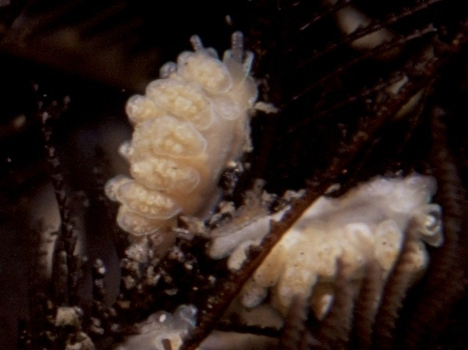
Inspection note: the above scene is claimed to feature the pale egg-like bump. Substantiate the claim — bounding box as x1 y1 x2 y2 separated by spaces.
130 157 200 194
146 80 213 130
116 205 166 236
125 95 165 125
177 51 233 94
116 181 181 219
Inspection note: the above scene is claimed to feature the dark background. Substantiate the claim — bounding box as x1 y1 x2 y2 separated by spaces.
1 0 468 349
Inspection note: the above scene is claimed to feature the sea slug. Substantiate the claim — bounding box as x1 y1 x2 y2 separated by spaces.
113 304 197 350
105 32 258 238
208 174 443 317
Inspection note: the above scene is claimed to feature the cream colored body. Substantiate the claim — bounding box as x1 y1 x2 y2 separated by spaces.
208 175 443 318
106 33 258 237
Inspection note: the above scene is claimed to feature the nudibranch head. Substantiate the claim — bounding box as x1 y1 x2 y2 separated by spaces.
106 32 258 238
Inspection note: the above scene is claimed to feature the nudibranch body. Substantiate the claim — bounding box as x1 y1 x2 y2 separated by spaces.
105 32 258 237
113 304 197 350
208 174 443 318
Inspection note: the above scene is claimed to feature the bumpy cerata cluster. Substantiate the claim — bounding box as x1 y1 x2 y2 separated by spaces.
105 32 258 237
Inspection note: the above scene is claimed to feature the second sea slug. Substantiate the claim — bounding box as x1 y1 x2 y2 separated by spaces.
207 174 443 318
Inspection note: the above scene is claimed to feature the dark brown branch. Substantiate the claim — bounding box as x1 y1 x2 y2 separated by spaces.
280 294 309 350
352 262 383 350
215 322 281 338
293 24 437 102
298 0 443 68
299 0 353 31
40 97 82 306
373 219 421 350
315 260 354 350
404 106 467 349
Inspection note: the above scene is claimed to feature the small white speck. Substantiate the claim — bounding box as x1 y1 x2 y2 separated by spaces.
11 115 26 129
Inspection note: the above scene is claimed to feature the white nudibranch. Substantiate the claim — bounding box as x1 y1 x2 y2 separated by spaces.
106 32 258 237
208 174 443 318
113 304 197 350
